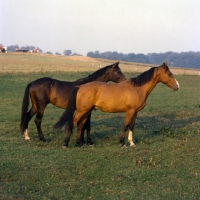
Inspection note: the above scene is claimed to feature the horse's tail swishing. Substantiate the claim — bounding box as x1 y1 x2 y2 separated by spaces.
20 83 31 135
53 86 80 131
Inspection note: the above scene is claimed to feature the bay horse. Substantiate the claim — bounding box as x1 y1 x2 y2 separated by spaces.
20 62 126 142
54 62 179 148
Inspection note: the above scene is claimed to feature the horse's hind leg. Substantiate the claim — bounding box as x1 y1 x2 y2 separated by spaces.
63 109 93 148
23 106 37 140
76 117 89 146
80 124 86 144
34 104 47 142
86 113 94 145
76 111 92 147
81 113 93 145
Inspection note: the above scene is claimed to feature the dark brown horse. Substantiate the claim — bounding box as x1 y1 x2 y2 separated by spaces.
54 62 179 148
20 62 126 142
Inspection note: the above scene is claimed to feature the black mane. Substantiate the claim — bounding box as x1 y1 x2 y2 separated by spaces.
130 67 156 87
73 63 119 84
88 63 120 81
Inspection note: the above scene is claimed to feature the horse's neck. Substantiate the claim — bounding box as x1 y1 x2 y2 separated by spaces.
75 77 90 85
95 76 108 82
89 71 109 82
141 75 159 98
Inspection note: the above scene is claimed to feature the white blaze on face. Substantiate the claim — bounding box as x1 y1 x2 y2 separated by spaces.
128 130 136 147
175 79 179 88
24 129 30 140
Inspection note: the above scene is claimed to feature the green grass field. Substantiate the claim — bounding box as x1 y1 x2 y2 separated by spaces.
0 54 200 199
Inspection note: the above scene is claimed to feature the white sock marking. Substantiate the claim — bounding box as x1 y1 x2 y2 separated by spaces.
128 130 135 147
24 129 30 140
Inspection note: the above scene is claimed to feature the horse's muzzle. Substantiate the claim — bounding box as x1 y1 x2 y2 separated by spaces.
172 80 179 91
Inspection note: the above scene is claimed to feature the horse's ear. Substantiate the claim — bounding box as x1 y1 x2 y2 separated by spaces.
113 61 120 68
162 62 168 69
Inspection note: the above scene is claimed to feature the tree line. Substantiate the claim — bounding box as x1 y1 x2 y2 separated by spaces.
4 44 200 68
87 51 200 69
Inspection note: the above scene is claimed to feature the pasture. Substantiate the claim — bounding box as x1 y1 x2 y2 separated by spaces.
0 53 200 199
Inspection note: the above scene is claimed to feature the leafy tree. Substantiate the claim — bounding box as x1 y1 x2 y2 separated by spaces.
46 51 53 54
55 52 62 55
87 50 200 68
64 50 72 56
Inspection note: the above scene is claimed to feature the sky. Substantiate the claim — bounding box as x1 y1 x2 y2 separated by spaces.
1 0 200 55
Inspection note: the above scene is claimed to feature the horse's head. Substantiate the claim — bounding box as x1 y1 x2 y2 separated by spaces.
157 62 179 91
108 62 126 83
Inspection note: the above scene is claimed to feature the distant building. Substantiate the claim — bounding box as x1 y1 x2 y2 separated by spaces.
15 47 39 53
0 46 7 53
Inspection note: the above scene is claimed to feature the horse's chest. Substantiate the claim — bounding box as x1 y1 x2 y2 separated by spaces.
137 102 146 111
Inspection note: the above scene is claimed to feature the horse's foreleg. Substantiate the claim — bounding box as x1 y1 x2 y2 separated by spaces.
128 112 137 147
120 109 136 147
120 125 129 147
128 130 135 147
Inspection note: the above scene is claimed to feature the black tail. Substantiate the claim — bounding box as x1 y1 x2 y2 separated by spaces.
53 86 80 130
20 83 31 134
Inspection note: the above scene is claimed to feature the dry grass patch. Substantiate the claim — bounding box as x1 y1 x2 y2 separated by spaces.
1 53 200 76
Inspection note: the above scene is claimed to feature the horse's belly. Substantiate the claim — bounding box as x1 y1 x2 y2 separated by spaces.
49 95 69 108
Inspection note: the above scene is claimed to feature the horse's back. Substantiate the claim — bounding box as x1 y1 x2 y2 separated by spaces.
95 82 130 112
76 81 130 112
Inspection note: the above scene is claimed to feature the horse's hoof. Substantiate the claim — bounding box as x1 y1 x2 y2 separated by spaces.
130 143 136 147
62 145 68 149
76 141 85 147
87 141 95 146
78 142 87 147
24 135 31 141
43 138 51 143
80 143 87 148
121 144 127 148
40 137 47 142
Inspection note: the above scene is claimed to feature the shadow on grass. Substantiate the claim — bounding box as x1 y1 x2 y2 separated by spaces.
87 112 200 145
